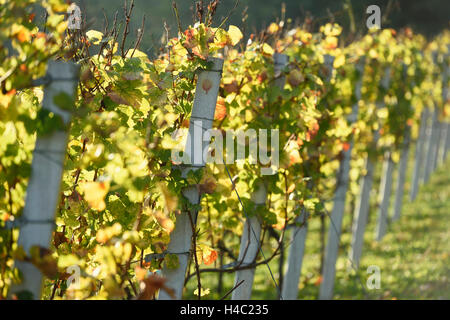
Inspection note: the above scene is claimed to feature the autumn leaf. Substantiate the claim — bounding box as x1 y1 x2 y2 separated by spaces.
257 71 268 83
214 97 227 121
53 231 68 249
288 69 305 87
135 267 147 281
289 149 302 166
197 245 218 265
272 217 286 231
287 184 295 193
223 80 239 93
314 275 323 286
17 29 30 43
203 248 218 265
406 118 413 127
85 30 103 45
320 23 342 37
324 36 338 50
199 175 217 194
267 22 280 34
137 274 175 300
79 181 110 211
1 212 10 222
157 182 178 212
153 211 175 233
342 142 351 152
227 25 243 46
96 223 122 244
262 43 274 56
333 54 346 69
107 91 129 106
286 140 302 166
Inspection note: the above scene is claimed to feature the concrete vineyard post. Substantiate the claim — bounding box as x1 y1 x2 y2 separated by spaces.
438 122 448 166
410 109 429 201
438 61 449 166
231 53 288 300
423 108 439 184
375 152 395 241
158 58 224 300
431 120 442 172
281 54 336 300
318 57 365 300
392 125 411 221
11 61 80 299
445 123 450 161
349 67 391 268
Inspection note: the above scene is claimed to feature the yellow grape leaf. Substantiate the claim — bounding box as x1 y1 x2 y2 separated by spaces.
196 245 218 266
377 107 389 119
287 184 295 194
86 30 103 45
333 54 346 69
153 211 175 233
80 181 109 211
262 43 274 56
272 217 286 231
289 149 302 166
96 223 122 244
194 246 204 265
157 182 178 212
324 36 338 50
320 23 342 36
268 22 279 34
135 267 148 281
228 25 243 46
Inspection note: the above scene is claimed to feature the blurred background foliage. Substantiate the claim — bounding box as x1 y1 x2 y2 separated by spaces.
33 0 449 56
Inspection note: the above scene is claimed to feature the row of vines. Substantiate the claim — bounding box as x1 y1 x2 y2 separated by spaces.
0 0 449 300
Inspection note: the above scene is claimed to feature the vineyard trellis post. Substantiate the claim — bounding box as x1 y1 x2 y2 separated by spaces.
374 151 395 241
231 52 288 300
445 123 450 161
349 67 391 268
375 64 398 241
422 107 439 184
444 46 450 161
422 51 442 183
431 120 442 172
391 64 412 222
158 57 224 300
410 108 429 201
438 121 449 166
281 54 335 300
437 58 449 166
392 124 411 222
282 54 335 300
318 56 364 300
10 61 80 299
443 122 450 162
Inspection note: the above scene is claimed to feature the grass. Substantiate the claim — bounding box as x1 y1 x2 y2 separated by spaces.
184 150 450 300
